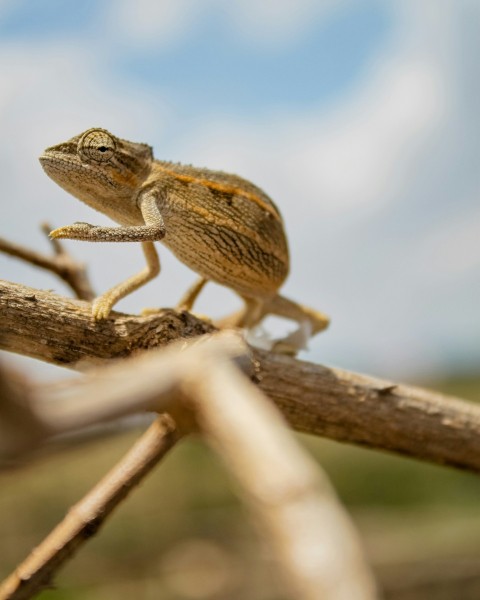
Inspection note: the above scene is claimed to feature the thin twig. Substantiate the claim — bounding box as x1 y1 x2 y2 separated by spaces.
0 226 95 300
0 414 180 600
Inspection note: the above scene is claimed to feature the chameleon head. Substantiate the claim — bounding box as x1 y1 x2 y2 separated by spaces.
39 128 154 221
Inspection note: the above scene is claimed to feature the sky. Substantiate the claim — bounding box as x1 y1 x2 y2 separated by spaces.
0 0 479 380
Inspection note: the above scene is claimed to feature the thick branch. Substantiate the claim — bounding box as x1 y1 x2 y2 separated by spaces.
1 338 376 600
0 280 214 365
256 351 480 472
0 333 246 462
0 414 180 600
187 356 377 599
1 280 480 473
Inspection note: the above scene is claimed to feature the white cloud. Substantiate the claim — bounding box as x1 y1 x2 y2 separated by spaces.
414 204 480 279
109 0 343 51
112 0 203 49
0 40 168 149
224 0 340 48
0 40 179 307
175 1 479 376
180 51 447 222
289 57 447 215
0 0 478 379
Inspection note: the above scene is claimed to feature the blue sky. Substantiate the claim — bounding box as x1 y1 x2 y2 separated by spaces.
117 3 390 115
0 0 479 380
0 1 392 124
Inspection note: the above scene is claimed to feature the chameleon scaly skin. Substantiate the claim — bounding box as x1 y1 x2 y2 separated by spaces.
40 128 329 347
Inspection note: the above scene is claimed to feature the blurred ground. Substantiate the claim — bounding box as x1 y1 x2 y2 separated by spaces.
1 375 479 599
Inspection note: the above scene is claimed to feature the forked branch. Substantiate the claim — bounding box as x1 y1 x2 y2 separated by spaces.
0 335 377 600
1 234 477 600
1 280 480 473
0 224 94 301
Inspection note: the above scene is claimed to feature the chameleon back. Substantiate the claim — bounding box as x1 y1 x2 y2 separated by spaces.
152 161 290 299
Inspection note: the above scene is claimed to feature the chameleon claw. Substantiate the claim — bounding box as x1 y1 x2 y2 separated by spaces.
92 297 113 320
50 223 94 240
49 226 68 239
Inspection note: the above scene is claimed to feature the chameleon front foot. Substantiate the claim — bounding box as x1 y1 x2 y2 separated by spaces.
91 296 114 320
50 222 94 240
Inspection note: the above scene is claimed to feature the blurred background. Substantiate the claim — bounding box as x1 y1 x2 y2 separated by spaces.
1 1 479 598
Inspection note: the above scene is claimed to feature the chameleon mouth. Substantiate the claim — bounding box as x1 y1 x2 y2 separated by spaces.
39 151 79 172
38 153 58 173
38 152 87 190
39 151 63 166
39 153 64 178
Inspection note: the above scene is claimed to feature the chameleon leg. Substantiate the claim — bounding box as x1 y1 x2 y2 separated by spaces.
258 294 330 354
262 294 330 335
176 277 208 312
218 293 329 335
216 296 264 329
217 293 329 353
92 241 160 319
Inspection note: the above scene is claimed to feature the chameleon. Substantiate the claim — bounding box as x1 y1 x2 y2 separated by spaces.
39 127 329 348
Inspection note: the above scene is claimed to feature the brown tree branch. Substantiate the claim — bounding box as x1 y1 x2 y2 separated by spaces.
0 332 245 463
0 280 214 365
0 225 95 301
256 351 480 472
1 279 479 473
0 414 180 600
186 354 377 599
1 337 377 599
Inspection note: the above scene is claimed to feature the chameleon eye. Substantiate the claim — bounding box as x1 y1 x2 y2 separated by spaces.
78 129 116 163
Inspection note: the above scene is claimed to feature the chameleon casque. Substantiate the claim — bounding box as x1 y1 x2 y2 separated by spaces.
39 128 329 348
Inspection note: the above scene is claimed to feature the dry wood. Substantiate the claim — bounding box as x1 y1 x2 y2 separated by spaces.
0 338 377 600
0 225 95 301
1 233 475 600
0 414 180 600
187 355 377 599
0 280 214 365
0 332 246 461
257 351 480 472
1 280 479 473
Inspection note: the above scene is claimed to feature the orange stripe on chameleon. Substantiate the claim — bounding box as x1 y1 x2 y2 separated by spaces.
111 168 142 188
155 163 281 221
